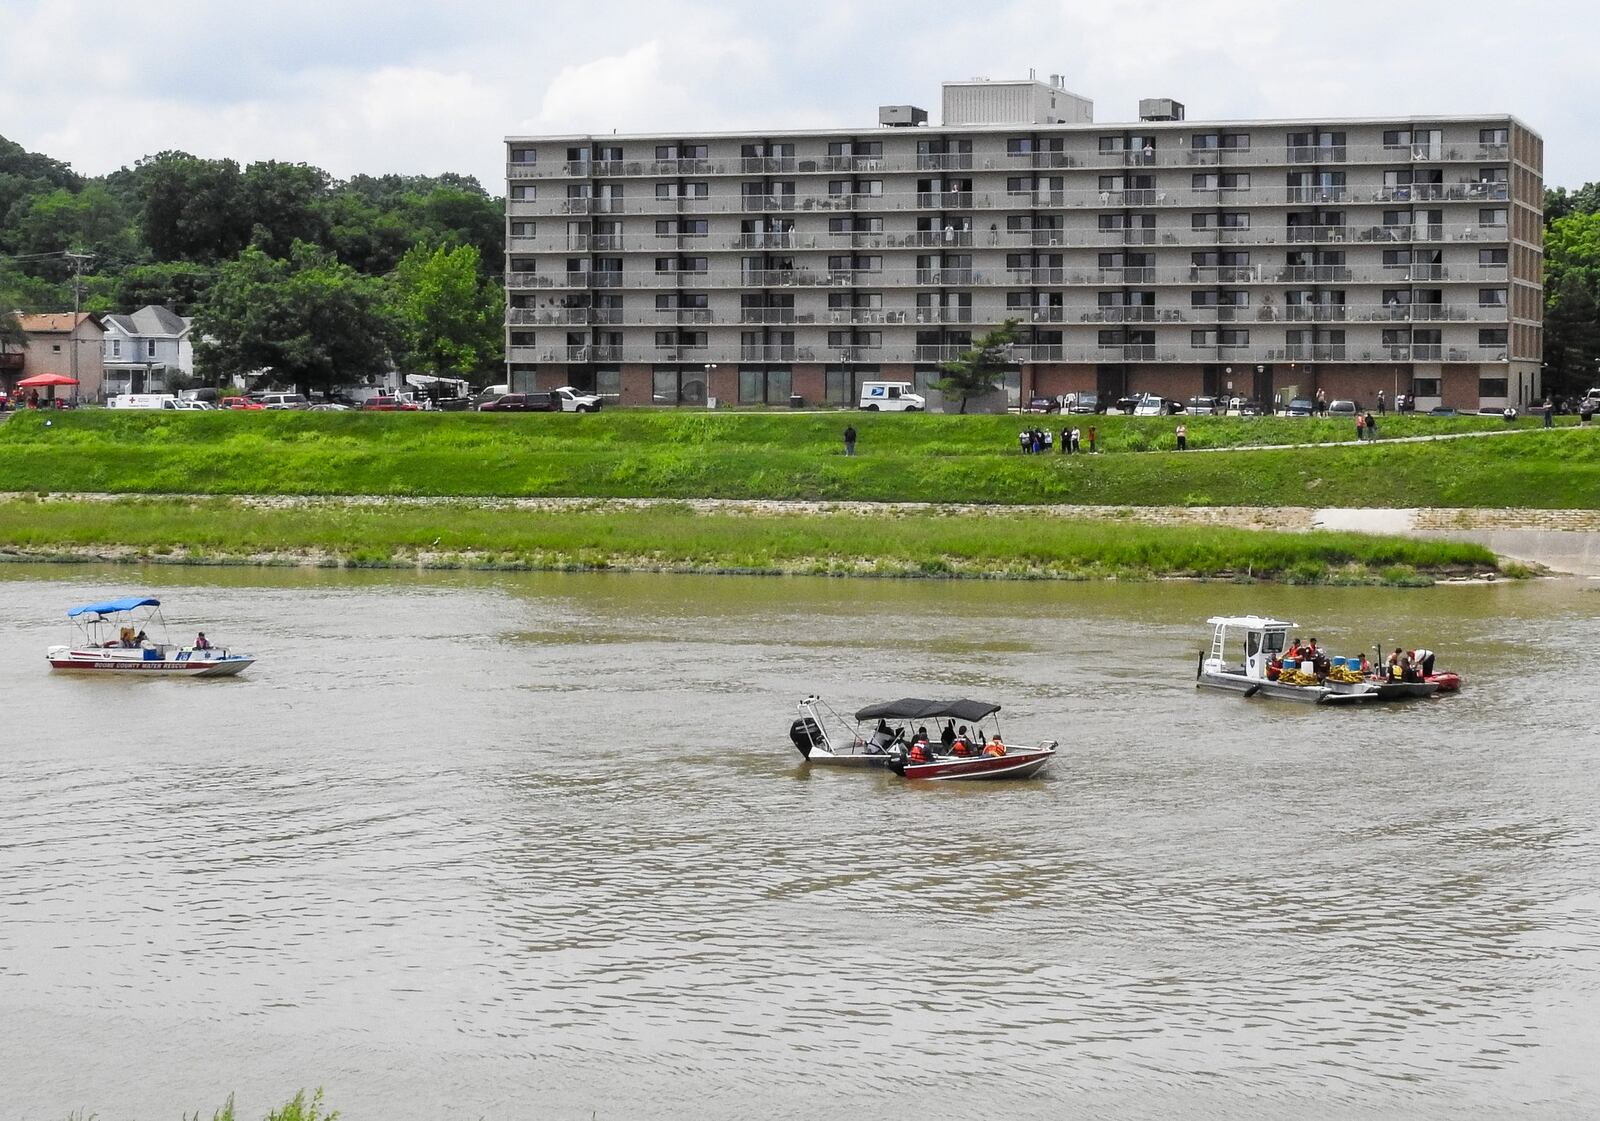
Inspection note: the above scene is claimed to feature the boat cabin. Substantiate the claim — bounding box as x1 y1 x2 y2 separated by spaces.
1203 615 1293 681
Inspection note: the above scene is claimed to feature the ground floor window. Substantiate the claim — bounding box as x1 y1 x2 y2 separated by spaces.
508 365 537 392
1412 377 1441 397
739 367 791 405
825 367 878 404
653 367 707 406
1479 377 1509 398
595 369 621 401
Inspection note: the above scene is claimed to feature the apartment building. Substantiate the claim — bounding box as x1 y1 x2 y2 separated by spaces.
504 78 1543 412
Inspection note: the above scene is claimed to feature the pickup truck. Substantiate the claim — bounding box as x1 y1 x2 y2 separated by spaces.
479 387 603 413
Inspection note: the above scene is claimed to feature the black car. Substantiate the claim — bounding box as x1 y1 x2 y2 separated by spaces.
1428 406 1458 417
1112 394 1143 415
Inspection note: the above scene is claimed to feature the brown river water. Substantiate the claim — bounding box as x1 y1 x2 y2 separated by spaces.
2 565 1598 1120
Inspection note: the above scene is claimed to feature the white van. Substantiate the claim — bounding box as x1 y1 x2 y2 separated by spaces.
109 394 179 410
858 381 926 412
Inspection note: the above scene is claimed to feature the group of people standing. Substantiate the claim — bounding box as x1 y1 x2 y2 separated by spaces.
1354 411 1381 440
1018 425 1097 455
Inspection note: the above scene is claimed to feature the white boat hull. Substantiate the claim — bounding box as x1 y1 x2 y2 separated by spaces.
47 646 254 677
1197 669 1378 705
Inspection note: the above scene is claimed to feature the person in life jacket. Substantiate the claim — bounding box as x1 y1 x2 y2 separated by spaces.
1388 648 1405 680
982 734 1007 757
908 740 933 764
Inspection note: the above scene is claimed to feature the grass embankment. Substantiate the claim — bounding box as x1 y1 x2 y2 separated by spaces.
0 495 1500 583
0 409 1592 507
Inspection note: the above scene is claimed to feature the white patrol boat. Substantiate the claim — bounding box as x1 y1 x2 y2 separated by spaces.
1196 615 1382 705
47 596 255 677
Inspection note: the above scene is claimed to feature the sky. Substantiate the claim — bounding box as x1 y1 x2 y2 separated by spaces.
2 0 1597 192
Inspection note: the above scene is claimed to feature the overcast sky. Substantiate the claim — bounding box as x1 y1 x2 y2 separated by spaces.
3 0 1596 192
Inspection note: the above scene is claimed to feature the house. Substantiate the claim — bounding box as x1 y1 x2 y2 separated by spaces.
100 305 195 396
15 313 106 402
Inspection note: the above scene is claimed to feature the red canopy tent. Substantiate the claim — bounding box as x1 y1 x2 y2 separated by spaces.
15 372 78 405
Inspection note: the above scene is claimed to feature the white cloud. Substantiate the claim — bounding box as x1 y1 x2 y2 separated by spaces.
0 0 1596 189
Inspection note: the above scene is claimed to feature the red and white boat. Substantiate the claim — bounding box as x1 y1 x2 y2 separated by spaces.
789 696 1056 781
47 596 255 677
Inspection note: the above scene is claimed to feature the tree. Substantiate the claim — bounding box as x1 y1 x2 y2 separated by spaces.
194 242 393 395
934 319 1022 413
242 160 331 258
6 184 138 282
0 306 26 365
136 151 250 262
114 261 218 315
387 243 503 377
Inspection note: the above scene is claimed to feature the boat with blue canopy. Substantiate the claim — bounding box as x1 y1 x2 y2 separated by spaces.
47 596 255 677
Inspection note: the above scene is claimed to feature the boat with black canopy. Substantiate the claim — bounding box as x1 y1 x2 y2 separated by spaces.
789 695 1057 780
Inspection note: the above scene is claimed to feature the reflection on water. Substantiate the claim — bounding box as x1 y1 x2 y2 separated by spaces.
1 565 1598 1120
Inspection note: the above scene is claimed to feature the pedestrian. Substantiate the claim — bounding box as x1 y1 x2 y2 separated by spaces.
1581 401 1593 426
1365 411 1378 440
1175 422 1187 450
1355 412 1366 441
1377 389 1386 416
1059 423 1070 453
1070 425 1081 453
1543 397 1554 428
1314 387 1327 416
1087 424 1098 453
843 424 857 456
1042 427 1053 453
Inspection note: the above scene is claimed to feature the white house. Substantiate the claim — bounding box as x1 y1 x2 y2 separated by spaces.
100 306 194 395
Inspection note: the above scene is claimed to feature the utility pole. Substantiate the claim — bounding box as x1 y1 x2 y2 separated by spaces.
64 251 94 403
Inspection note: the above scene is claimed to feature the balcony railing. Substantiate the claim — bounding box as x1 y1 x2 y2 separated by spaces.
916 154 974 170
741 345 800 361
916 191 975 209
740 156 797 173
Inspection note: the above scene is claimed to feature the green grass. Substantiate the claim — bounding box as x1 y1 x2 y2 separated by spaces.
0 410 1591 507
0 495 1502 583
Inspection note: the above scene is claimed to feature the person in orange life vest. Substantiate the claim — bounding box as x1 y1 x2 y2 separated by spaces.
908 740 933 763
1265 656 1283 681
949 726 974 756
982 734 1006 757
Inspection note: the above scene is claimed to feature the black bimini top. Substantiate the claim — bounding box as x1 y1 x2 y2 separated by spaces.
853 698 1001 723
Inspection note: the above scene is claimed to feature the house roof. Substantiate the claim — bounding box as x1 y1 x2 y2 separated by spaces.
18 312 103 335
103 305 191 340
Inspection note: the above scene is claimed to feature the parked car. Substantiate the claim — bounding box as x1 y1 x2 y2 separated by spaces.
1185 395 1221 416
1025 397 1059 414
1326 399 1362 416
1132 395 1169 416
173 400 215 411
478 392 556 413
308 403 352 412
222 396 264 410
1225 397 1264 416
1110 394 1143 415
1428 406 1458 417
362 395 422 411
1282 398 1316 417
258 392 309 410
1061 391 1101 414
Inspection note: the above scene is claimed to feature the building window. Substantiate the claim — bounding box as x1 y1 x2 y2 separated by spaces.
51 343 61 353
1478 328 1508 346
1479 248 1508 266
509 331 535 346
510 147 537 164
825 369 854 404
1479 128 1508 145
738 368 791 405
594 369 621 401
1479 288 1507 307
510 185 536 200
1480 377 1509 397
111 340 121 356
1478 208 1508 226
1413 377 1441 396
510 221 536 237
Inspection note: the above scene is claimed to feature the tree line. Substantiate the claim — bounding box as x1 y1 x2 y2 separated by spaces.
0 133 504 392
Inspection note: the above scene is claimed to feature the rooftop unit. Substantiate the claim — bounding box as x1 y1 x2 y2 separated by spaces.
941 74 1094 126
1139 98 1186 122
879 104 929 127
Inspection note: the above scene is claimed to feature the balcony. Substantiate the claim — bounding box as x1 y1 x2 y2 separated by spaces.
905 230 974 247
740 156 797 174
916 191 974 209
1285 186 1347 204
1283 305 1349 323
506 307 590 326
1286 145 1348 163
830 346 879 362
733 233 799 249
1031 152 1075 169
820 155 881 172
506 160 540 179
741 194 797 213
1086 306 1159 324
741 345 799 362
740 309 799 325
910 309 973 325
1283 345 1348 361
914 344 971 362
916 154 974 171
588 272 625 289
655 309 713 325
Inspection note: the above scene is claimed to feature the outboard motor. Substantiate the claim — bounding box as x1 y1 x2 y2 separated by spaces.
790 716 825 758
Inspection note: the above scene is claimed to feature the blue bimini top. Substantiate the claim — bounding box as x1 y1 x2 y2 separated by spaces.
67 596 161 619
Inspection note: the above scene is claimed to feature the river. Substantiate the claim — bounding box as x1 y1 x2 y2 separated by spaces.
2 565 1597 1120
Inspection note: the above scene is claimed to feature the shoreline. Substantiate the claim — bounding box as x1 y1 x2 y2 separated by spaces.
0 493 1510 585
